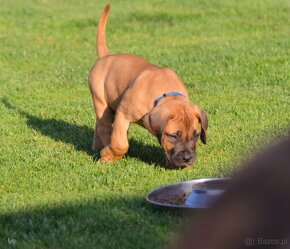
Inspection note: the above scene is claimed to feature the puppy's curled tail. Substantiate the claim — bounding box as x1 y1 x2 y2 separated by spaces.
97 4 110 58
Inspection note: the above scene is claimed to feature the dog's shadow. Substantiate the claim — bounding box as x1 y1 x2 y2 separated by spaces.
2 99 164 167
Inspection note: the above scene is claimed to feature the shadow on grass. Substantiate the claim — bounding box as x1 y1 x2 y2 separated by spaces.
0 196 180 249
1 99 164 167
128 139 165 167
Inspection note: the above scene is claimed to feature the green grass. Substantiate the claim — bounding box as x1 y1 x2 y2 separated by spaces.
0 0 289 248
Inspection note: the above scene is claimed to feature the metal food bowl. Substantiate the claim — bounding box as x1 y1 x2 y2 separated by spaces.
146 178 232 209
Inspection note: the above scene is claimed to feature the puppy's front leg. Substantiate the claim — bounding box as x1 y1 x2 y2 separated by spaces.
100 112 130 162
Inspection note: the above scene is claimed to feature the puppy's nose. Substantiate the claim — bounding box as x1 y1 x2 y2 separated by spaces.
181 152 192 163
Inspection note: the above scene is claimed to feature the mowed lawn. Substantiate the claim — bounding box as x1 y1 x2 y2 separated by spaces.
0 0 289 248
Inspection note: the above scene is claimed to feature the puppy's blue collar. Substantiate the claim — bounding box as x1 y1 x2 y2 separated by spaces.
154 92 185 107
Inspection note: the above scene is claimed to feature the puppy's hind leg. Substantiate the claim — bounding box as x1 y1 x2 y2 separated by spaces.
100 111 130 162
92 104 114 150
92 122 103 150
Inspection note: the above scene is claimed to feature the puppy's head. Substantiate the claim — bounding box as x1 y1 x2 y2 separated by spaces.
143 100 208 169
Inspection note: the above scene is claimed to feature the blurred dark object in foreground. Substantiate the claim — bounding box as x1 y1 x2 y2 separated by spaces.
170 136 290 249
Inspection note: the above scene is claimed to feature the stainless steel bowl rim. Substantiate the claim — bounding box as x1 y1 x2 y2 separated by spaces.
146 178 231 209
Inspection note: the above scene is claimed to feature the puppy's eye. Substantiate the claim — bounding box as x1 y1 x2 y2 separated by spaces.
193 133 200 139
166 133 177 142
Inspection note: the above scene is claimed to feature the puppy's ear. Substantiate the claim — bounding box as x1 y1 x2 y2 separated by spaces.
193 105 208 144
143 107 170 141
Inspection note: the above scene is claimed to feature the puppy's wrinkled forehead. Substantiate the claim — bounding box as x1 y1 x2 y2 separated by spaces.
165 107 200 138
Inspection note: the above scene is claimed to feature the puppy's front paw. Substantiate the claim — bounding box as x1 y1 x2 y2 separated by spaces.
99 146 123 163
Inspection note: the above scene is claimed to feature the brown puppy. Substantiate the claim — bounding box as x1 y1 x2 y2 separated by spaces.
89 5 208 168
